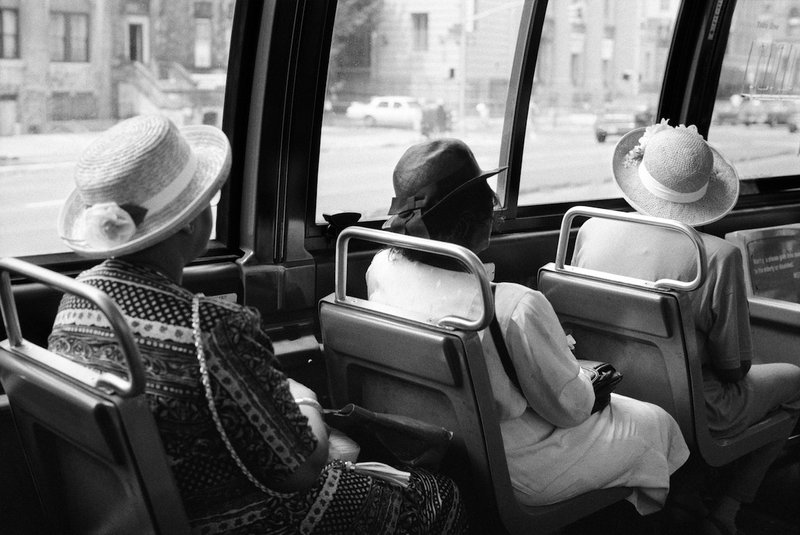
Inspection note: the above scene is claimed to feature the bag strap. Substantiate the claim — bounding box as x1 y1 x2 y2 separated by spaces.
192 294 271 494
489 285 521 392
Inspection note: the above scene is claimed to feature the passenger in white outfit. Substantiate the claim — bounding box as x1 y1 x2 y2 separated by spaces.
367 138 690 516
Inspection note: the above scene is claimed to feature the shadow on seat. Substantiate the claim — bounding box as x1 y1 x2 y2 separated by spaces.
537 207 795 467
0 258 190 535
319 227 632 535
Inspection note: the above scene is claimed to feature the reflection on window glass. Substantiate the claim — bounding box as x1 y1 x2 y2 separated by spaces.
0 1 234 257
520 0 679 206
317 0 523 223
709 0 800 182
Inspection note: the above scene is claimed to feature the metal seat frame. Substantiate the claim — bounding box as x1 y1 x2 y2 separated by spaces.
538 207 795 467
319 227 631 535
0 257 190 535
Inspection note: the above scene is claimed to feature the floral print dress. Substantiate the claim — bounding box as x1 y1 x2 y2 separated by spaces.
48 259 466 534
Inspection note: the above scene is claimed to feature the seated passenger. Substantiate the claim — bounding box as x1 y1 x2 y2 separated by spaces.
367 138 690 516
48 115 467 535
571 121 800 535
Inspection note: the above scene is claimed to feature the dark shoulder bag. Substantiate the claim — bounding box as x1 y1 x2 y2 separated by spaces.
323 404 453 470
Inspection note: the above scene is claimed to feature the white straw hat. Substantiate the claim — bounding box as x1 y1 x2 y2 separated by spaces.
612 121 739 226
58 115 232 258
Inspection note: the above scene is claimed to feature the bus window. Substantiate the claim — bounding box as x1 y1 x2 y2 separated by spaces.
316 0 524 224
519 0 680 207
708 0 800 182
0 3 234 258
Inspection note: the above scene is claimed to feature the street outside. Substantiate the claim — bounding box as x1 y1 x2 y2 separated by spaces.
2 117 800 257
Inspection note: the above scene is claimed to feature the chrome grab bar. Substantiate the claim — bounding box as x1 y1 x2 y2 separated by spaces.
555 206 707 292
335 227 494 330
0 257 145 398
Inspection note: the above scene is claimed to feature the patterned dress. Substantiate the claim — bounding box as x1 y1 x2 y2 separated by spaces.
48 259 466 534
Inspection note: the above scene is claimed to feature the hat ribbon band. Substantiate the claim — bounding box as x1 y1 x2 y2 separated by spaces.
139 153 198 214
638 163 707 204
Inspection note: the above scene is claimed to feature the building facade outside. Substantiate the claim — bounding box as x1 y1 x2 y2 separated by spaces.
0 0 233 136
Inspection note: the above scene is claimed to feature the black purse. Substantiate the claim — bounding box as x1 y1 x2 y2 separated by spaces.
323 403 454 470
489 288 622 414
577 360 624 414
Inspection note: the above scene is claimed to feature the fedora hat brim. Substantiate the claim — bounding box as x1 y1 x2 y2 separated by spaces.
58 125 232 258
383 164 507 233
612 127 739 226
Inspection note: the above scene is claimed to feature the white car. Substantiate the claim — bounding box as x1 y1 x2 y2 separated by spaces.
345 96 423 129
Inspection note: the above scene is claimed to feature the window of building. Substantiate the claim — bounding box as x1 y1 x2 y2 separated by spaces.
0 8 19 59
129 24 143 62
50 12 89 62
412 13 428 51
194 2 213 68
48 92 98 121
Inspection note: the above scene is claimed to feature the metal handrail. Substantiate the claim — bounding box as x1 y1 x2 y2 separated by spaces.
335 227 494 330
556 206 707 292
0 257 145 397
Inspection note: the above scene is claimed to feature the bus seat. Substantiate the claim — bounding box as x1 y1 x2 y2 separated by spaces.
725 224 800 367
319 228 632 535
538 207 795 467
0 258 190 535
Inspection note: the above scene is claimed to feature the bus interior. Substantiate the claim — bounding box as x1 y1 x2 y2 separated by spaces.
2 0 800 533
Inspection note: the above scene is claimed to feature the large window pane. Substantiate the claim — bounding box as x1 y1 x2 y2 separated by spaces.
519 0 679 206
0 4 234 257
317 0 524 223
708 0 800 182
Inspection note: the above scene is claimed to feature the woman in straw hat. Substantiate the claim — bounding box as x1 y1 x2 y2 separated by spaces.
572 120 800 535
368 138 689 517
48 115 467 534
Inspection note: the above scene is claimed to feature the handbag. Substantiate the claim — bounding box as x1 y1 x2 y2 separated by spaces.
577 360 624 414
323 403 454 470
489 287 622 415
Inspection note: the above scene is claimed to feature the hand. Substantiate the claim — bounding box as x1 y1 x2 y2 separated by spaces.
287 378 318 401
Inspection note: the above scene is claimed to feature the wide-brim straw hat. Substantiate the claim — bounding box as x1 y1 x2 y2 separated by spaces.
612 125 739 226
383 138 506 236
59 115 231 258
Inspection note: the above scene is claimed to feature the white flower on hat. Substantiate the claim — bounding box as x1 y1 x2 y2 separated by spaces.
623 119 702 168
82 202 137 249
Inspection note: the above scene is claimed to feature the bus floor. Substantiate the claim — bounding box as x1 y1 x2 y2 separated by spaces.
561 444 800 535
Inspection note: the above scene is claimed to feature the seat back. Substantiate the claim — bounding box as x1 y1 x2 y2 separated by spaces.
0 258 190 535
320 228 631 535
725 224 800 304
538 207 795 467
725 225 800 369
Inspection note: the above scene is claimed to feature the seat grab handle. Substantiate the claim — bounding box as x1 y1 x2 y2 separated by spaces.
335 227 494 330
556 206 707 292
0 257 145 397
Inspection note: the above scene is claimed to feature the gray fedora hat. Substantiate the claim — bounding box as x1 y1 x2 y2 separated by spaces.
612 122 739 227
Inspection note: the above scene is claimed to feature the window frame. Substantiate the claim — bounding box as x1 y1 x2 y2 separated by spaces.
0 7 19 60
50 11 90 63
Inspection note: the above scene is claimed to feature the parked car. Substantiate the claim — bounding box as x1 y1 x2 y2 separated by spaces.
345 96 423 129
593 105 653 142
738 100 796 127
